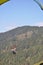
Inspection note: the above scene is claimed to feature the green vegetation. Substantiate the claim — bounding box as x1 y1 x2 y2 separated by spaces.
0 26 43 65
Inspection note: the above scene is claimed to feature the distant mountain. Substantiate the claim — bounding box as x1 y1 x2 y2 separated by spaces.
0 26 43 65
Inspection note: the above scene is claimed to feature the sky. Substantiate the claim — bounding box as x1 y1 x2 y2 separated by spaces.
0 0 43 32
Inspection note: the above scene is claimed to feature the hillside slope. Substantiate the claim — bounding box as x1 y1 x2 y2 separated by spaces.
0 26 43 65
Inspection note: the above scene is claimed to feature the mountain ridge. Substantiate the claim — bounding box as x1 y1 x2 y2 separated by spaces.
0 26 43 65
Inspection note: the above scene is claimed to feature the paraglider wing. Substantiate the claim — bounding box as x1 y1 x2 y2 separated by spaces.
11 45 16 54
34 0 43 10
0 0 9 5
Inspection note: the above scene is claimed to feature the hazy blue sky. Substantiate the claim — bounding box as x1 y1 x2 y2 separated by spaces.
0 0 43 32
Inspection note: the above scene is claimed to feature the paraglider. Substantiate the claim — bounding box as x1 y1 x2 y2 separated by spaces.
11 45 16 54
0 0 9 5
34 0 43 10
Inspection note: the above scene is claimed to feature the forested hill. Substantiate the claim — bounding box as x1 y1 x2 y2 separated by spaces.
0 26 43 65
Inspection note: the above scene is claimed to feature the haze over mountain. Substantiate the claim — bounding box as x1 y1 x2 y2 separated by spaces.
0 26 43 65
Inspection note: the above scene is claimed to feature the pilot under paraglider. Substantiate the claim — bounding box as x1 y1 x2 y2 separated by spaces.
11 45 16 54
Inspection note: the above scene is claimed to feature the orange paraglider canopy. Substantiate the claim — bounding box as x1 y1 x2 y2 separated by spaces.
11 45 16 49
